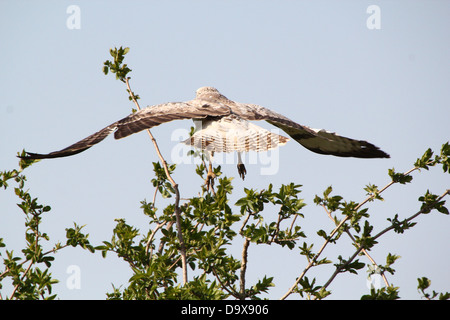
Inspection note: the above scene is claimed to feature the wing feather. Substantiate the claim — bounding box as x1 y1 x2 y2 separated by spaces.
21 124 118 159
114 101 230 139
231 103 390 158
21 101 230 159
20 87 389 161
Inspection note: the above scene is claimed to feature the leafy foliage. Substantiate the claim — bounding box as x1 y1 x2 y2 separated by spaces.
417 277 450 300
2 144 448 300
1 48 449 300
0 152 95 299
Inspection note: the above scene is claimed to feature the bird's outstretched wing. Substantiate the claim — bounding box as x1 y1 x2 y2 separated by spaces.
23 124 118 159
20 86 389 160
113 102 230 139
231 103 390 158
21 101 231 159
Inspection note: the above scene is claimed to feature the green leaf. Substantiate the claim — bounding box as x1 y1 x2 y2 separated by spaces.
440 142 450 173
335 255 365 274
418 190 448 214
417 276 450 300
361 286 400 300
388 168 413 184
414 148 434 170
387 214 417 233
417 277 431 291
364 183 384 201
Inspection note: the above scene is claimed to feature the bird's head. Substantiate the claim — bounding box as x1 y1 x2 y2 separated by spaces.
196 86 225 100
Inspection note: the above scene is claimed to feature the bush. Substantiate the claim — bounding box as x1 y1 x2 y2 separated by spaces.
1 47 448 300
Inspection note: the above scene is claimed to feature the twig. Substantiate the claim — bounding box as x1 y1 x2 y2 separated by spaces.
151 186 159 208
145 220 168 257
239 212 252 235
173 188 188 284
371 189 449 241
269 212 283 243
212 266 239 298
158 220 175 254
288 213 300 234
9 210 46 299
321 204 390 287
9 259 33 299
124 77 188 285
320 189 450 291
280 164 432 300
280 213 351 300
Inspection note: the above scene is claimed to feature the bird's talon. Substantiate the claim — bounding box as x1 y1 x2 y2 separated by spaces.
204 164 216 191
237 163 247 180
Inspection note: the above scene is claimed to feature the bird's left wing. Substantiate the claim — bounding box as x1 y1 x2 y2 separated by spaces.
22 124 118 159
21 101 231 159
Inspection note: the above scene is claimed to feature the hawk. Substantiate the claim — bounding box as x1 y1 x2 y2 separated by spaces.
21 87 389 187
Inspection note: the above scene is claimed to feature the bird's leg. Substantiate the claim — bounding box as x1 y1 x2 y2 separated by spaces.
237 152 247 180
203 151 216 192
205 161 216 191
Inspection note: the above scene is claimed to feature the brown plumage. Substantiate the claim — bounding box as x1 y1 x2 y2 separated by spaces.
21 87 389 178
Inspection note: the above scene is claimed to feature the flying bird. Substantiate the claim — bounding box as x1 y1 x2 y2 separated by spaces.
20 87 389 188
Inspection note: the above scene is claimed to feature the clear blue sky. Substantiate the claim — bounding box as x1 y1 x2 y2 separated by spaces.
1 1 449 299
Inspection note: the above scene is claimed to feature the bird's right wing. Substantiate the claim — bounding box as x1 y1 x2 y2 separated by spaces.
232 103 390 159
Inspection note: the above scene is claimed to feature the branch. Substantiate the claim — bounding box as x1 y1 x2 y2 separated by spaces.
124 77 188 285
321 189 449 292
321 204 390 287
280 162 437 300
239 212 252 235
9 259 33 299
372 189 450 241
239 237 251 300
212 266 239 299
145 220 168 257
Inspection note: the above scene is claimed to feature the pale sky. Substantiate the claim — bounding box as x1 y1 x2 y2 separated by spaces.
1 1 449 299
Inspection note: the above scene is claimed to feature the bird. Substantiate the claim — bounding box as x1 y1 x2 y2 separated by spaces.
20 86 389 188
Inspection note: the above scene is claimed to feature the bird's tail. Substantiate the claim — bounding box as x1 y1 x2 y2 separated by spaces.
183 115 289 153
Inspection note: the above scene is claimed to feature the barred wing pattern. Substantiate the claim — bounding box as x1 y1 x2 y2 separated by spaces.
23 124 117 159
228 102 389 159
23 100 231 159
21 86 389 160
183 114 289 153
